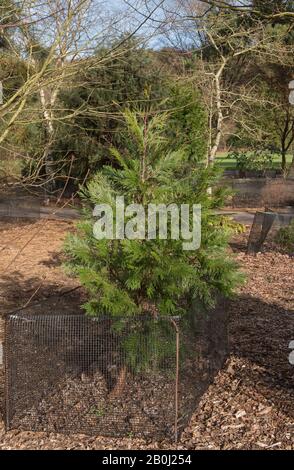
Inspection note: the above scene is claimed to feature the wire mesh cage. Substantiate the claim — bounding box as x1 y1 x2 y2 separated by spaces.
4 304 227 441
247 210 294 254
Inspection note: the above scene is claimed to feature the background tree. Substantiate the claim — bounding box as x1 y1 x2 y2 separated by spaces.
158 1 294 170
0 1 162 193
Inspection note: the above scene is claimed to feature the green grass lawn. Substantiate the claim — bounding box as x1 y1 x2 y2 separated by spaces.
216 151 292 170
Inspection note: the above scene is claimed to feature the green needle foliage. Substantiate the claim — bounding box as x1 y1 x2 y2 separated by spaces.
65 108 241 316
64 107 242 371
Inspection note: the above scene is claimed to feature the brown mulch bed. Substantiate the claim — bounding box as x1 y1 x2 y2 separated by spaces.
0 217 86 316
0 218 293 449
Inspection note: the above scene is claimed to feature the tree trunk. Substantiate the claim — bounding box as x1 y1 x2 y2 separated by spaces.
109 366 127 399
207 58 227 167
39 87 56 194
206 59 227 195
281 150 287 177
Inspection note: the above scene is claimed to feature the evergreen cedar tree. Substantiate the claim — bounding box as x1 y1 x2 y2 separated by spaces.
64 106 242 373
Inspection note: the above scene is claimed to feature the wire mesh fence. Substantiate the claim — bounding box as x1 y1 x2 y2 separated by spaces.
4 304 227 441
247 210 294 253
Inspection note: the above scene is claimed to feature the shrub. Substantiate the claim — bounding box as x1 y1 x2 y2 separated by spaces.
230 149 274 174
275 221 294 253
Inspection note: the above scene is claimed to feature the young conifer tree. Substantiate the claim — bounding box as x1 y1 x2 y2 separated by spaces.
64 106 241 389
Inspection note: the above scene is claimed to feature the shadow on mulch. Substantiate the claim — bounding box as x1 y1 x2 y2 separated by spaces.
0 217 39 232
39 251 65 268
0 273 86 424
0 270 293 436
229 240 248 253
0 272 85 315
228 294 294 418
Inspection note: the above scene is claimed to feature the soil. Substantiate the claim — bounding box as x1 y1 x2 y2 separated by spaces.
10 370 178 440
0 217 86 316
0 217 293 449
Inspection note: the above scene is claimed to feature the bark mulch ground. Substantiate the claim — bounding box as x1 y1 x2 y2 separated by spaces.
0 218 293 449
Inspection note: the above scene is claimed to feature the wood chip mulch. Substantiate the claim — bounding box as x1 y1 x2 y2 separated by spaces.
0 221 293 449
